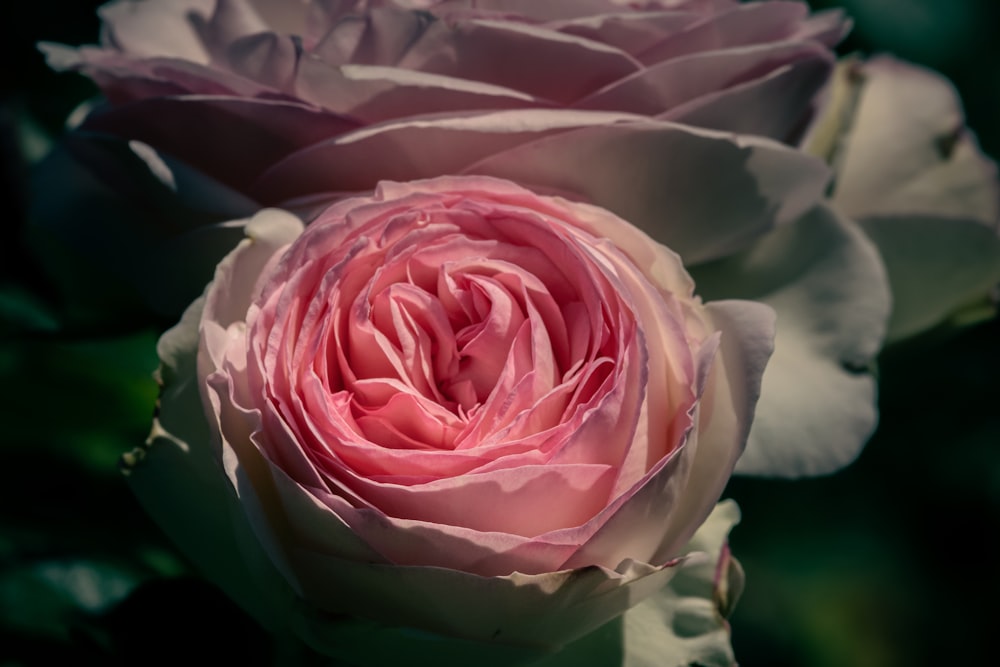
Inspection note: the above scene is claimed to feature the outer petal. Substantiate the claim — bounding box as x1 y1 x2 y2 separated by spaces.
254 109 645 199
830 57 998 222
286 548 682 654
295 61 551 122
468 119 830 265
576 40 830 120
617 499 742 667
663 53 831 143
860 216 1000 341
125 209 308 632
81 96 359 190
396 18 641 104
566 300 772 569
821 57 1000 341
690 204 890 476
282 501 743 667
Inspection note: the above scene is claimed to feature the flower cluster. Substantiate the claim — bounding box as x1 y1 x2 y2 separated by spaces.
37 1 1000 665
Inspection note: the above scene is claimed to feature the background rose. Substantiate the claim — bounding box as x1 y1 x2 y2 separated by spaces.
36 0 891 477
42 0 846 196
127 175 774 664
806 55 1000 342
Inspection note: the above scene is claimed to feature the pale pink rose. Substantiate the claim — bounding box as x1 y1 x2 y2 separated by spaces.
41 0 846 201
127 175 773 664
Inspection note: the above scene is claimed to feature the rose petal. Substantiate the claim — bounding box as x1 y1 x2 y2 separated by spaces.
295 61 550 122
576 40 830 119
455 0 651 23
690 204 890 476
636 1 811 63
551 10 706 59
832 57 998 223
199 207 305 329
664 51 832 143
467 119 830 264
826 57 1000 341
287 544 682 651
859 215 1000 341
397 18 641 104
568 299 772 568
254 108 644 201
284 500 742 667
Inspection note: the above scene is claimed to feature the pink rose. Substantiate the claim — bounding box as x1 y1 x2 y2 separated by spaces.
127 176 773 664
43 0 845 201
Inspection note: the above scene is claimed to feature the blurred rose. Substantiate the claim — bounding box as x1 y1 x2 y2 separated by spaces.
40 0 891 478
806 55 1000 342
127 176 772 664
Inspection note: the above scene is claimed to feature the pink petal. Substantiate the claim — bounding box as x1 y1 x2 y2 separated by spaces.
397 19 640 104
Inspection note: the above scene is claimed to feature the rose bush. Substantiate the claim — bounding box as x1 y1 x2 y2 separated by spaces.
127 175 772 665
39 0 895 476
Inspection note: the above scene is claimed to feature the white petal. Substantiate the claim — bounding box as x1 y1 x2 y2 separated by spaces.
827 56 1000 340
691 205 890 476
861 215 1000 341
530 501 743 667
832 56 998 223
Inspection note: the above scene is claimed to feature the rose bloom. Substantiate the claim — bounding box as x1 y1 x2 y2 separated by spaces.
44 0 845 198
42 0 895 478
128 175 773 664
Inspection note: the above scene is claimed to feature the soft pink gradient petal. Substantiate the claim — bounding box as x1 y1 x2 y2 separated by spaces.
466 120 830 265
253 109 643 200
396 19 640 104
295 62 551 122
576 41 831 117
635 1 811 63
662 48 833 142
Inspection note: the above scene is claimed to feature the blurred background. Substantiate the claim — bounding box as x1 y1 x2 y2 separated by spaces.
1 1 998 665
